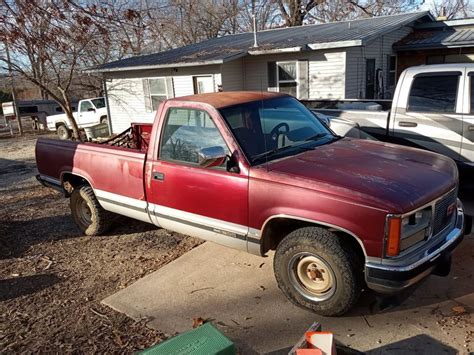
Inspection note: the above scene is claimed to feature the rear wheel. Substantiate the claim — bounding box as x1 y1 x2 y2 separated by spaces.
57 124 70 140
70 185 113 236
100 117 108 124
274 226 362 316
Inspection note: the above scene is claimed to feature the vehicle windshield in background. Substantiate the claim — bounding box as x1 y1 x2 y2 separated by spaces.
219 96 335 164
91 98 106 109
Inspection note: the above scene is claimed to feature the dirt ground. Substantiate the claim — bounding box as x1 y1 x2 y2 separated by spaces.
0 133 201 352
0 133 472 353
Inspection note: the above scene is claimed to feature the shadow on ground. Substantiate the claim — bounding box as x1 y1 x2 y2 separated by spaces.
0 213 159 259
0 157 37 188
0 274 61 301
366 334 457 354
266 334 456 355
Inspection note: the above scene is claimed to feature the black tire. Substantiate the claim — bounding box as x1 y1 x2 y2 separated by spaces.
100 117 108 124
57 124 71 140
70 185 113 236
274 226 362 316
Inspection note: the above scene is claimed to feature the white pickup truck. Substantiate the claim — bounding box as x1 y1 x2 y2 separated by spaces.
47 97 108 139
315 64 474 169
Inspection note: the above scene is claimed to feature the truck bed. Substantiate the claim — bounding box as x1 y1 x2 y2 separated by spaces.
36 138 149 222
314 108 390 137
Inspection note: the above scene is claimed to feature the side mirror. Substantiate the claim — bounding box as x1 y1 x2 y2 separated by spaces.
313 111 330 127
87 107 96 112
198 146 226 168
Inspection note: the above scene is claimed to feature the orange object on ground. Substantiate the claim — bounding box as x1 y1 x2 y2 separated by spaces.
305 331 336 355
296 349 323 355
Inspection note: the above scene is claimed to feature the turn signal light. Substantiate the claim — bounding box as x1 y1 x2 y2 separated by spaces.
386 217 401 257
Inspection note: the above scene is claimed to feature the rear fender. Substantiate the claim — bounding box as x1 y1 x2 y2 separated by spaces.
60 170 95 194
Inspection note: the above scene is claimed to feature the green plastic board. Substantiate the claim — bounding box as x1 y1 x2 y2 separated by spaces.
140 322 235 355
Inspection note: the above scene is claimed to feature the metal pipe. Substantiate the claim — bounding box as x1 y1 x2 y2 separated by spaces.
4 41 23 135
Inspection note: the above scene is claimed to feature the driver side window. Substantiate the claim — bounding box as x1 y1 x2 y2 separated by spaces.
159 108 229 165
80 101 94 112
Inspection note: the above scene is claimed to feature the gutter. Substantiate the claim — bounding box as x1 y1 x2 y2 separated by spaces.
248 46 303 55
394 42 474 51
84 51 247 74
308 40 362 50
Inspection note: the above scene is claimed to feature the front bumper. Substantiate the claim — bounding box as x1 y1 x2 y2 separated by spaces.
365 200 465 294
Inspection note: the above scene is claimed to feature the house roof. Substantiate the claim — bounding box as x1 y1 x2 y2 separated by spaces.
88 11 432 73
394 28 474 50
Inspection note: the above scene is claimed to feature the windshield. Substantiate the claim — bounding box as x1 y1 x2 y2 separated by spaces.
91 98 106 109
219 96 335 164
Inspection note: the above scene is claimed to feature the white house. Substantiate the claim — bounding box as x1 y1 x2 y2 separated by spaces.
88 11 435 133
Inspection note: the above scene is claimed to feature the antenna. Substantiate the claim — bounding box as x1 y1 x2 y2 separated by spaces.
252 14 258 48
260 77 269 171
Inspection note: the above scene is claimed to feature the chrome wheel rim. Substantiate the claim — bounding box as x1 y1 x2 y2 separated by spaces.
288 253 336 301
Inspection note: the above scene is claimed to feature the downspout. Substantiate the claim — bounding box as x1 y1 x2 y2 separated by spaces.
102 77 113 135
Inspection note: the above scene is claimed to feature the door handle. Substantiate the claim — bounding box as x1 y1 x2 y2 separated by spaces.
468 125 474 132
153 171 164 181
399 121 418 128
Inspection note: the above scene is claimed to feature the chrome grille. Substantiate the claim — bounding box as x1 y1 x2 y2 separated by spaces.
433 189 457 236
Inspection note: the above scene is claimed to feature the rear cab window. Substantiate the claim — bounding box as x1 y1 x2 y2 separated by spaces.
407 73 461 113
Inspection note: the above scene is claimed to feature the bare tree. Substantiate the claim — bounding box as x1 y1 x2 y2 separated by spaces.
0 0 114 140
430 0 471 19
271 0 422 26
275 0 321 27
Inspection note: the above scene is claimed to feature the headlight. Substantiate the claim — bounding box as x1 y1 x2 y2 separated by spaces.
386 207 432 257
400 207 432 251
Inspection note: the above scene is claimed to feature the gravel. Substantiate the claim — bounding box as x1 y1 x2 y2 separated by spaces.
0 133 201 352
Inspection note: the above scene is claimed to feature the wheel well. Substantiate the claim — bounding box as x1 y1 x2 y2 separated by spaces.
61 173 91 194
260 217 365 263
56 122 66 129
100 115 107 121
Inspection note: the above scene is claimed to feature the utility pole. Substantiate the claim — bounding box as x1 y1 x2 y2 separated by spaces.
4 41 23 136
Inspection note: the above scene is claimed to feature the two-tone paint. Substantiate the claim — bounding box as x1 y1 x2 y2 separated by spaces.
35 91 465 293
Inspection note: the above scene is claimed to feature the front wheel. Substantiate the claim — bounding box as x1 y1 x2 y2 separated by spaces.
274 227 362 316
70 185 113 236
100 117 108 124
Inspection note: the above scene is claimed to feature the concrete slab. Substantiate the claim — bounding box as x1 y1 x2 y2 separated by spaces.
103 236 474 354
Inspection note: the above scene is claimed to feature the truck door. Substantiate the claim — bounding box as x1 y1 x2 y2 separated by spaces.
146 106 250 251
392 71 463 161
461 72 474 164
78 100 97 126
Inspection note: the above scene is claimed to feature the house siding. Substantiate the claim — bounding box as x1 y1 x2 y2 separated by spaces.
308 51 345 99
242 50 346 99
104 65 221 133
173 76 194 97
221 58 244 91
345 26 413 99
105 77 149 134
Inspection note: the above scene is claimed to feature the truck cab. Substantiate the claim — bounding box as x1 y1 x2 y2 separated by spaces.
46 97 108 139
391 64 474 165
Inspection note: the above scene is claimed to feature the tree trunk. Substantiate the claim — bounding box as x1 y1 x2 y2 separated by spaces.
64 107 81 141
59 90 82 141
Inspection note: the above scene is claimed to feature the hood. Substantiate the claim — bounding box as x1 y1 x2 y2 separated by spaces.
264 138 458 213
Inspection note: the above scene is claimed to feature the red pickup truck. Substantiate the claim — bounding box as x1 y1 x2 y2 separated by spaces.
36 92 467 316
